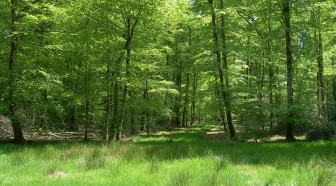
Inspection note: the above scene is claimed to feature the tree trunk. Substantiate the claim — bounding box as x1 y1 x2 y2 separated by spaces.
258 59 265 130
315 30 325 121
173 70 182 126
215 77 228 133
104 61 112 140
9 0 25 143
110 71 119 140
282 0 296 141
119 45 131 140
84 63 90 141
267 12 274 130
182 74 190 127
269 63 274 130
191 72 197 125
219 0 235 138
332 58 336 121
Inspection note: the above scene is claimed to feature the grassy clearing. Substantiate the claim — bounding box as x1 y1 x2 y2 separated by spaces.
0 125 335 186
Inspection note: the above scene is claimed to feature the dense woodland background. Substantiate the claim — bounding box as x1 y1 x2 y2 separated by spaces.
1 0 336 143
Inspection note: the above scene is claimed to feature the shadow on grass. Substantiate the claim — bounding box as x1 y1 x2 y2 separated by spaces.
0 125 335 167
129 125 336 166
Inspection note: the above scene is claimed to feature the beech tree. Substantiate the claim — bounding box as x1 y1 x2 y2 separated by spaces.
1 0 335 142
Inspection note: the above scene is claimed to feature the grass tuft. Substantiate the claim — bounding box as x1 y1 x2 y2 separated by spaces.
45 162 58 175
166 171 191 186
10 152 26 166
85 147 105 170
315 169 334 186
274 155 292 170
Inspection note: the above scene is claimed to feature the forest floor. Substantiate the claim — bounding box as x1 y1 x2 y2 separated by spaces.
0 125 335 185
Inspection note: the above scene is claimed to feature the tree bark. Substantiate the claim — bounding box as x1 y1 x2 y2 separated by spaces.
258 59 265 130
84 62 90 141
282 0 296 141
173 69 182 126
215 77 228 132
208 0 236 139
191 72 197 125
220 0 235 138
332 58 336 121
269 62 274 130
9 0 25 143
140 80 150 133
315 30 325 121
182 73 190 127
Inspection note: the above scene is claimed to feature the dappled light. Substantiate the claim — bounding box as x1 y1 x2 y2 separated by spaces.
0 0 336 185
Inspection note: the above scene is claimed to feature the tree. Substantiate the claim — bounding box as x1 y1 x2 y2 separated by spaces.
8 0 25 143
208 0 235 138
282 0 296 141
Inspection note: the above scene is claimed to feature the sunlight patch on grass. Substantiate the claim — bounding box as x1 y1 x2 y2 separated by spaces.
0 125 335 185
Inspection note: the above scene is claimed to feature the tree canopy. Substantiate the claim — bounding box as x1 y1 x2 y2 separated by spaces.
1 0 336 143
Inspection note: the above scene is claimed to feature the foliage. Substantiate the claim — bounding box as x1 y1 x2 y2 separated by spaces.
1 0 336 141
306 122 336 141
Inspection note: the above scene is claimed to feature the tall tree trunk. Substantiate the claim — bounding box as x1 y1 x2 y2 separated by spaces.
119 17 135 139
282 0 296 141
219 0 235 138
215 77 228 133
129 91 136 134
105 61 112 140
173 69 182 126
315 30 325 121
269 62 274 130
84 63 90 141
104 16 112 140
332 58 336 121
191 72 197 125
258 59 265 130
266 4 274 130
182 73 190 127
140 80 150 133
9 0 25 143
110 65 120 140
246 37 251 90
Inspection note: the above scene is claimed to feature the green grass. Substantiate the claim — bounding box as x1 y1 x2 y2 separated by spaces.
0 125 335 186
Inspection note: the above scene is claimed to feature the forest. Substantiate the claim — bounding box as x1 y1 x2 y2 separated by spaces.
1 0 336 185
1 0 336 143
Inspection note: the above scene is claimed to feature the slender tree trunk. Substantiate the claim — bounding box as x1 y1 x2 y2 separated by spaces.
315 30 325 121
129 91 136 134
282 0 296 141
182 73 190 127
104 16 112 140
84 92 90 141
191 72 197 125
246 37 251 89
105 61 112 140
84 59 91 141
269 62 274 130
119 45 131 140
9 0 25 143
267 12 274 130
110 65 120 140
173 69 182 126
215 77 228 132
259 59 265 130
332 58 336 121
219 0 235 138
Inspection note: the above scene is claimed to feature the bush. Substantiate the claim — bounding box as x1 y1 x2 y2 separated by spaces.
306 122 336 141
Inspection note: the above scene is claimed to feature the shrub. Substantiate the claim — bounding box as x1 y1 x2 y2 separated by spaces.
306 122 336 141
